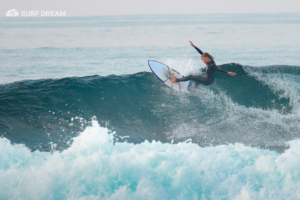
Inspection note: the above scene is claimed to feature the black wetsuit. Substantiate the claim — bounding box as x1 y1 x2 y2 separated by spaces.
175 46 228 86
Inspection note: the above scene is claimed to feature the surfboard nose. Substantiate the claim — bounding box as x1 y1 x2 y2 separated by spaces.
148 60 190 93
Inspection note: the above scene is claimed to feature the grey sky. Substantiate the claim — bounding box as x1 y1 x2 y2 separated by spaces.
1 0 300 16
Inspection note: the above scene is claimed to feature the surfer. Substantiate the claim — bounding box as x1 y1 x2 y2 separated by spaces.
171 41 236 85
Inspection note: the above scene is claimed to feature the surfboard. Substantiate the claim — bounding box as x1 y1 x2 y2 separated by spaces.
148 60 190 92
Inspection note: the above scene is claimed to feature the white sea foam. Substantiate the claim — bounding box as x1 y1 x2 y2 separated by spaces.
1 120 300 199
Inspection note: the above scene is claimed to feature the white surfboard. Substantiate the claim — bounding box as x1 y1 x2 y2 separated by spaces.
148 60 190 92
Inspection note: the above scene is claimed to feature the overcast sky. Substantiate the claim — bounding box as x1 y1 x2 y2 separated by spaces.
1 0 300 16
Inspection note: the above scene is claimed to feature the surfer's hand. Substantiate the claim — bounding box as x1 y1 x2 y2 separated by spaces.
228 72 236 76
189 41 195 47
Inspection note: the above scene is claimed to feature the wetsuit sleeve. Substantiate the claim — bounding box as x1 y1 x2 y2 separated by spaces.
194 46 203 55
213 65 228 74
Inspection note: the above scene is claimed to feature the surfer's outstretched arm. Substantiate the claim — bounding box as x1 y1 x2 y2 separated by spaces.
194 47 203 55
214 66 236 76
214 66 228 74
189 41 203 55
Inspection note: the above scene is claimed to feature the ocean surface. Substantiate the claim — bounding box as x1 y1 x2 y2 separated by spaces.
1 13 300 199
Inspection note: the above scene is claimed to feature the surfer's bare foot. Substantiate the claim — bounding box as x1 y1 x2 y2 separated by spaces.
171 73 176 83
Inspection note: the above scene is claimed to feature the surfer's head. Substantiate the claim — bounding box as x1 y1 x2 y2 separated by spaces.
201 53 214 64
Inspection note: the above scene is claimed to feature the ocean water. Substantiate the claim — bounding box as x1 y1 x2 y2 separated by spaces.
1 13 300 199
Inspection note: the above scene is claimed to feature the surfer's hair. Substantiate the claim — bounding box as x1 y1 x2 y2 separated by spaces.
202 52 214 60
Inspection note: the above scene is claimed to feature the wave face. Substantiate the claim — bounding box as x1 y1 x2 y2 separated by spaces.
1 120 300 200
1 63 300 152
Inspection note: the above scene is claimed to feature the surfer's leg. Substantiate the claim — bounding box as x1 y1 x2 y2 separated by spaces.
171 73 176 83
171 73 211 85
176 74 212 86
171 73 200 83
171 73 191 83
176 75 204 82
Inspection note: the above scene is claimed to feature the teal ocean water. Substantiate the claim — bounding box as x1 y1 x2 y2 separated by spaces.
1 13 300 199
